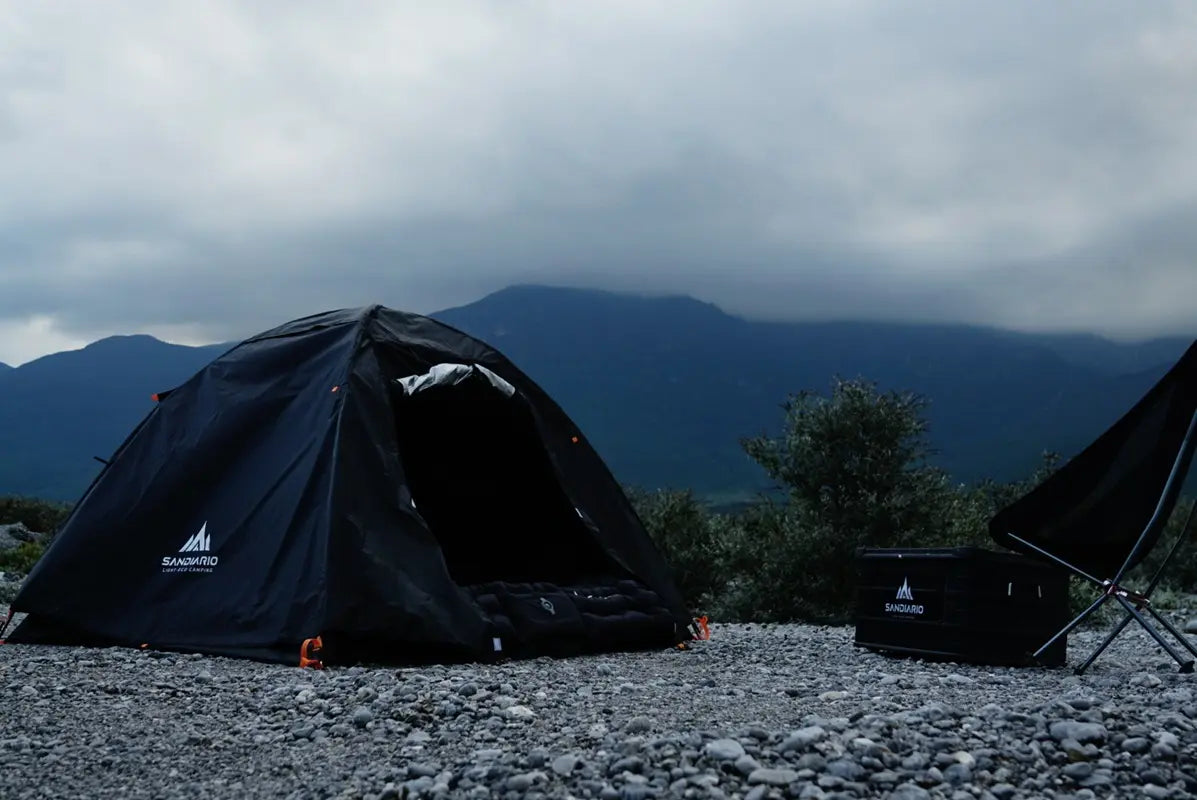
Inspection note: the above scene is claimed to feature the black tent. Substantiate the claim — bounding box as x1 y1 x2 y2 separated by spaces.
989 339 1197 672
2 306 692 666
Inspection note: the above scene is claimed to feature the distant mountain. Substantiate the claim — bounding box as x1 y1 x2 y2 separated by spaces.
0 286 1191 503
0 336 230 501
434 285 1189 498
989 330 1195 376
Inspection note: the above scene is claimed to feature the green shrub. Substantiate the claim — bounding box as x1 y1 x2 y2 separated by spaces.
0 495 67 580
741 378 951 552
728 378 976 621
0 495 71 534
708 499 826 622
627 375 1190 629
0 540 46 575
628 487 733 613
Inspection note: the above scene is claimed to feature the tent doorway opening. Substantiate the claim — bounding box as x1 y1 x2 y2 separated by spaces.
391 366 629 589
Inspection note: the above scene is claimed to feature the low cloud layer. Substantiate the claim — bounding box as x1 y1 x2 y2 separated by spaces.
2 1 1196 364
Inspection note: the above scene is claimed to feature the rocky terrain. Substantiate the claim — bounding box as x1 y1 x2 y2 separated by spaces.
2 617 1197 799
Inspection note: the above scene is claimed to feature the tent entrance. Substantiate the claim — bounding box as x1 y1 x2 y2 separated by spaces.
391 365 627 588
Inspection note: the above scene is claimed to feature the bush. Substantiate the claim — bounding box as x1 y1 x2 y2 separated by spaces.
627 487 733 613
0 495 68 579
627 375 1192 629
729 378 973 620
741 378 951 551
0 540 46 575
0 495 71 534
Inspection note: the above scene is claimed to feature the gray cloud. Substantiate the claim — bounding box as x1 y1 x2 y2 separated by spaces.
2 1 1196 364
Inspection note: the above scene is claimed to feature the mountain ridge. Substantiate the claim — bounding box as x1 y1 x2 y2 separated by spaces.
0 285 1191 502
433 288 1188 494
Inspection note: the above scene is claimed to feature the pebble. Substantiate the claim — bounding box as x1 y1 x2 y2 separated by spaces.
748 767 799 786
0 620 1191 799
782 726 826 751
553 755 579 776
624 716 652 734
1122 737 1150 754
704 738 745 761
1049 721 1108 744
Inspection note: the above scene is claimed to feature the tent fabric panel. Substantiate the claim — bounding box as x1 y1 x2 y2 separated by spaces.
10 323 354 654
990 340 1197 578
320 341 493 657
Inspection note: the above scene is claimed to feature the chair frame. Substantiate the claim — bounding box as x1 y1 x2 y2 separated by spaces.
1004 407 1197 674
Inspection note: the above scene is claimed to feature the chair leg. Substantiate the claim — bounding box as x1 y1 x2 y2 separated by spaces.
1034 592 1109 662
1116 596 1196 673
1142 604 1197 660
1075 611 1133 675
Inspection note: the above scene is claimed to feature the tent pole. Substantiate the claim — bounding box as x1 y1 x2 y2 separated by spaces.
1032 592 1108 662
1075 613 1133 674
1006 533 1103 586
1140 498 1197 598
1017 411 1197 672
1142 605 1197 659
1079 603 1197 675
1074 484 1197 673
1114 595 1195 673
1069 498 1197 673
1109 408 1197 588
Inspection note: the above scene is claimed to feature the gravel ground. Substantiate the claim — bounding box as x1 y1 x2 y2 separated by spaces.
2 618 1197 800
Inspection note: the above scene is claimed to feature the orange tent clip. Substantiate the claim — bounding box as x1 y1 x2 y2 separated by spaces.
300 635 324 669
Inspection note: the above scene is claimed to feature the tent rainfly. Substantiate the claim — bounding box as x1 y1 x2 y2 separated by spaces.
2 305 693 666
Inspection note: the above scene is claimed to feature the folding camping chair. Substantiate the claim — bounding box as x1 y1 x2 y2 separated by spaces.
989 340 1197 674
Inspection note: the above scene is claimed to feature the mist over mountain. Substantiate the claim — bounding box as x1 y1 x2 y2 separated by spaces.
0 285 1190 503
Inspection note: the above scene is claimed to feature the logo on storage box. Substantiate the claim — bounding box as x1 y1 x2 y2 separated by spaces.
884 577 925 616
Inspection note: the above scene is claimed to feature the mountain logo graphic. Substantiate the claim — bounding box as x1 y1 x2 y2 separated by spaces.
162 522 218 574
884 576 925 615
178 522 210 553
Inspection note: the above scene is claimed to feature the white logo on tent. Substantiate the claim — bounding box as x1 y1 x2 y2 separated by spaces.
540 597 556 615
162 522 219 574
895 578 914 601
178 522 210 553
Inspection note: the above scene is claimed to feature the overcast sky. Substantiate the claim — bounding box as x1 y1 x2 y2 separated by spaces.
2 1 1195 365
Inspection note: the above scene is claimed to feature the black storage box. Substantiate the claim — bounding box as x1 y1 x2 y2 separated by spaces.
854 546 1071 666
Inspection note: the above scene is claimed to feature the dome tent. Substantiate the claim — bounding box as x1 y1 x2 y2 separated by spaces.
3 305 691 666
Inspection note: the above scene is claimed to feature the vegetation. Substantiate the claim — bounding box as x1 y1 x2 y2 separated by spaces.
634 377 1196 625
0 495 71 534
0 541 48 575
0 495 71 577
